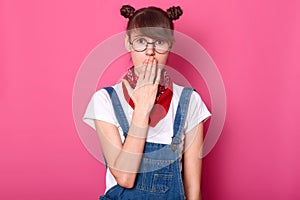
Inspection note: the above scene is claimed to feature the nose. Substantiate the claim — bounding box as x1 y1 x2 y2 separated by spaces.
145 45 155 56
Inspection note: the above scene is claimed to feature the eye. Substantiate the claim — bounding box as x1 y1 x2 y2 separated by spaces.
155 40 165 45
136 38 147 44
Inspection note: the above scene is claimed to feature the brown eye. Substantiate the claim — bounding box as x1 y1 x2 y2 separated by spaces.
155 40 165 46
136 38 147 44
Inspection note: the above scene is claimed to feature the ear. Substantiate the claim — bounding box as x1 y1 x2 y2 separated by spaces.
124 35 131 52
169 41 175 51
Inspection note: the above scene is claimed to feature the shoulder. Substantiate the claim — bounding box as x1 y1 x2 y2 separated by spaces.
93 82 122 100
172 82 201 102
172 83 184 100
82 82 122 129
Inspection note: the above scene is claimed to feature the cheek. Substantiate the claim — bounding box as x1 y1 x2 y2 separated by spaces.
156 54 169 65
131 52 144 67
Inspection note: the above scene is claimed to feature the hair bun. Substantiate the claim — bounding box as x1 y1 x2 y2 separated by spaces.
167 6 183 20
120 5 135 18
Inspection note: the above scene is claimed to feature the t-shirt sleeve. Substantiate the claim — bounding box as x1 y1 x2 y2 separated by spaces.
82 89 118 130
184 91 212 133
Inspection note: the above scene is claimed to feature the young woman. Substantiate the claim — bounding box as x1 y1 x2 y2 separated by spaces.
83 5 211 200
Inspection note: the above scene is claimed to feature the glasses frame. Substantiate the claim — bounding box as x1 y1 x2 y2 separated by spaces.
129 37 172 54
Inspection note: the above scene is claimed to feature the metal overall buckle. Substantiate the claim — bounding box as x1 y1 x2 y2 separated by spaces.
171 136 182 151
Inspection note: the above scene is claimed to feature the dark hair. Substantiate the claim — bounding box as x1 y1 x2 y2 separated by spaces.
120 5 183 42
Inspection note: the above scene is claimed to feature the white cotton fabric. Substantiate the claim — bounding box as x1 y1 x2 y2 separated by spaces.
83 82 211 193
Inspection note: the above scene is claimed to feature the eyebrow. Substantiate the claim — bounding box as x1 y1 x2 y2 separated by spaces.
131 35 148 39
131 36 165 42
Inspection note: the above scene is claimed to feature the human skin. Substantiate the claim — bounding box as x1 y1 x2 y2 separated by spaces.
124 32 169 76
94 32 203 199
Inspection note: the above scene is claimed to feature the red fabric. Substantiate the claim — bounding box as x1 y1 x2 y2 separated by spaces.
122 67 173 127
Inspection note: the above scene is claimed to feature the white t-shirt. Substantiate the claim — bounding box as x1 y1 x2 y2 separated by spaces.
83 82 211 193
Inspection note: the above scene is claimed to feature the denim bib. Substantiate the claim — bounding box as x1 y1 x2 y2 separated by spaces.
100 86 194 200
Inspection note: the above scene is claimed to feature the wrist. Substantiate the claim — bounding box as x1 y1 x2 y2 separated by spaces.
134 105 151 116
128 121 148 139
132 108 150 127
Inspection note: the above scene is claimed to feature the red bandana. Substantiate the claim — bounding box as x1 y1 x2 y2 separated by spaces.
122 67 173 127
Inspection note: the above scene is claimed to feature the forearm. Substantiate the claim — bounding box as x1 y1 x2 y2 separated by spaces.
184 164 201 200
114 107 149 173
184 182 201 200
96 107 151 188
183 123 204 199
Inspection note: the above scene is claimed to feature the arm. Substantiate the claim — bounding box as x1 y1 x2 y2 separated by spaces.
95 57 160 188
183 122 204 200
94 107 149 188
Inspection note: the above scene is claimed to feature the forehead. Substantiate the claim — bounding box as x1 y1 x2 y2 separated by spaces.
128 28 174 41
131 33 157 41
129 30 158 39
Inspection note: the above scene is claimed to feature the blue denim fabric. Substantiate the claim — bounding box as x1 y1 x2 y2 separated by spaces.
100 87 194 200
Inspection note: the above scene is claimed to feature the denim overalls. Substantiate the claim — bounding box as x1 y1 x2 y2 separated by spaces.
100 86 194 200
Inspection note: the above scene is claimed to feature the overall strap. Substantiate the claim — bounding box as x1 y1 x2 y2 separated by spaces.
103 87 130 138
172 87 194 148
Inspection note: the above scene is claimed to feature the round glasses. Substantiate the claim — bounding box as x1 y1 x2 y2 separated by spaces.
129 37 172 54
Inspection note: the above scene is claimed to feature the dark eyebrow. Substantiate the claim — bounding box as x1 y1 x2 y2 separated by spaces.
131 35 146 40
131 36 167 42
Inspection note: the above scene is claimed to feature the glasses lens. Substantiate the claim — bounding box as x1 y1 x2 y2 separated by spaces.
132 38 147 52
131 37 171 53
154 40 170 54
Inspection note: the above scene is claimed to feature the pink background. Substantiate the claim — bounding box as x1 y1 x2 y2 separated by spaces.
1 0 299 199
